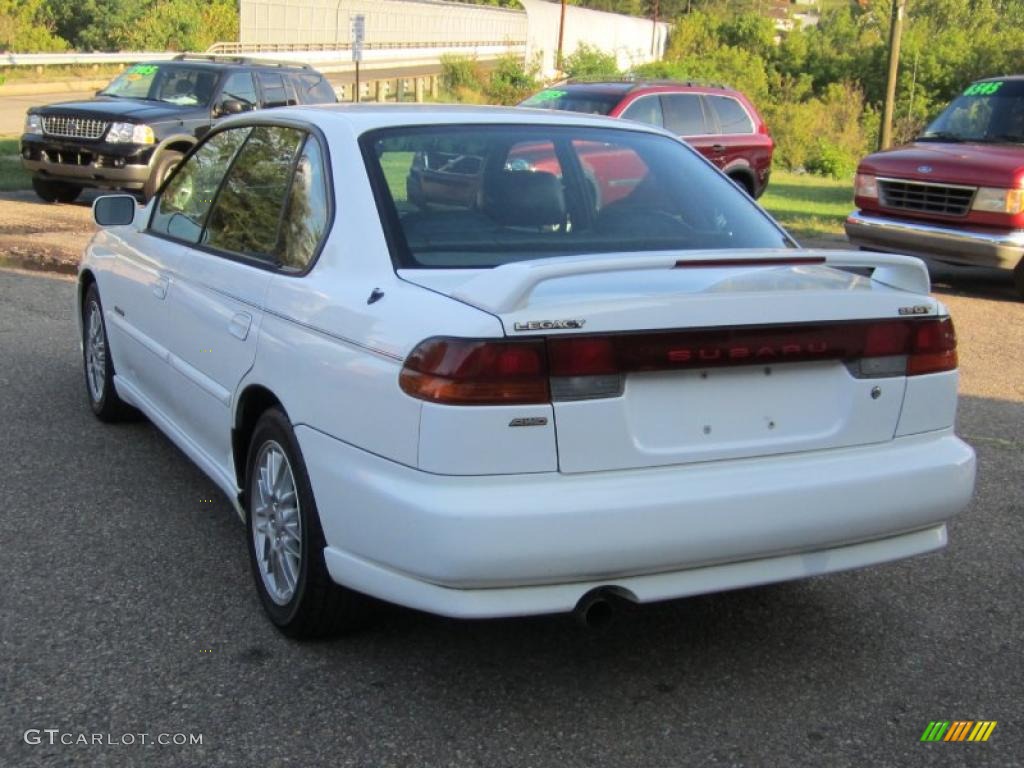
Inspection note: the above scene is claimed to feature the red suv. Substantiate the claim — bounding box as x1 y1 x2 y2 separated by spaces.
846 76 1024 297
520 79 774 198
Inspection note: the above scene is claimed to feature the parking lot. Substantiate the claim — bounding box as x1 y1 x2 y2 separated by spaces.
1 189 1021 766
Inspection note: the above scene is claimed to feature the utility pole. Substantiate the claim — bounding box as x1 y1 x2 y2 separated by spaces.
556 0 568 71
651 0 660 56
879 0 906 150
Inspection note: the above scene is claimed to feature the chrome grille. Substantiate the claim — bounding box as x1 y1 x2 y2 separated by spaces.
42 115 108 140
878 178 976 217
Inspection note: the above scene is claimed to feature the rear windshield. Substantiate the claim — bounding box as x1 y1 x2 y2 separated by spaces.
362 125 790 269
520 88 622 116
921 80 1024 143
100 64 218 106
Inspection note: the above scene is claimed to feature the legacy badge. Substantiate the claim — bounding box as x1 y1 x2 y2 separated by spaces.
513 319 586 331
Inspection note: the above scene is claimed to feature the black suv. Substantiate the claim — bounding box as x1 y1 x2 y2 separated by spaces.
21 55 337 203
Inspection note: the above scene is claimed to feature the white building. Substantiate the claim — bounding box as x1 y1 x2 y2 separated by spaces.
238 0 668 77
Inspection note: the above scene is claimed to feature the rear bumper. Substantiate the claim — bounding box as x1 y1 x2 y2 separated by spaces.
845 210 1024 270
298 427 976 618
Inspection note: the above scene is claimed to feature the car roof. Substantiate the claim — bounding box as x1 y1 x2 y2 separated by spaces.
221 103 678 136
555 79 737 95
141 57 314 72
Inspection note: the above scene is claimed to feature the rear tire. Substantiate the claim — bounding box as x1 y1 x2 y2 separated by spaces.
245 408 371 639
32 177 82 204
82 283 137 422
1014 259 1024 300
144 150 184 202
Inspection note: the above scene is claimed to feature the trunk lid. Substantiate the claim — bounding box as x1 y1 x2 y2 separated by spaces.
400 250 941 473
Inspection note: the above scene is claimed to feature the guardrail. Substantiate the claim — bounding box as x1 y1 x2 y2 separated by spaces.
2 40 526 69
2 52 179 67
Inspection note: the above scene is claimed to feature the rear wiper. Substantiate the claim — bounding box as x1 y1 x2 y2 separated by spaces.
916 132 966 142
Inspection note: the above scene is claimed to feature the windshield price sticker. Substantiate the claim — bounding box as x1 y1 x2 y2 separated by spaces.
964 81 1003 96
527 90 567 104
127 64 158 76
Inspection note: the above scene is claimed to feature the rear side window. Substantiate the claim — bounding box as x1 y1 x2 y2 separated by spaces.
292 73 337 104
150 127 251 243
620 96 664 128
257 72 296 108
203 126 306 260
279 138 330 270
707 96 754 134
661 94 708 136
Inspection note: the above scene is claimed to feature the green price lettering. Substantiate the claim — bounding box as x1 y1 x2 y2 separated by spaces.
964 81 1003 96
525 90 567 104
128 64 158 76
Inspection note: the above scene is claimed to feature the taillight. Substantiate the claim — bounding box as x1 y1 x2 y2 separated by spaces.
906 316 958 375
399 318 957 405
400 337 549 405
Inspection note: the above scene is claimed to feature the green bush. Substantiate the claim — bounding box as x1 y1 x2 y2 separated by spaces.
562 43 619 79
806 141 857 180
440 54 484 93
484 53 539 106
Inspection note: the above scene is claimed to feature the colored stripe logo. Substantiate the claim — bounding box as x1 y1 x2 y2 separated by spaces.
920 721 997 742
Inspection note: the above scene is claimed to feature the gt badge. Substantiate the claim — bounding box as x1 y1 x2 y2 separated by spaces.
898 305 931 315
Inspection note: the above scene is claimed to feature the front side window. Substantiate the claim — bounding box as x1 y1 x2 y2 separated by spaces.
150 127 251 243
220 72 258 111
204 126 306 261
365 125 789 269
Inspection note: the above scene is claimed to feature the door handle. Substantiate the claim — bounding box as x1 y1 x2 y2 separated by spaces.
712 144 726 153
152 274 170 299
229 312 252 341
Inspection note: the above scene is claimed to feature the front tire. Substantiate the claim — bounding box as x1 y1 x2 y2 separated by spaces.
32 177 82 204
143 150 184 202
82 283 136 421
1014 259 1024 300
245 408 370 638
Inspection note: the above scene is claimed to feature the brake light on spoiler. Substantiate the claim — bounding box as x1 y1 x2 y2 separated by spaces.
400 317 957 405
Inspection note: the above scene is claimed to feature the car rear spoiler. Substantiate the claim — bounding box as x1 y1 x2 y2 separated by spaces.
449 250 931 314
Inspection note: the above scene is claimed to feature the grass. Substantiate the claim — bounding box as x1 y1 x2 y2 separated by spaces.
0 64 124 86
0 138 32 192
759 170 854 242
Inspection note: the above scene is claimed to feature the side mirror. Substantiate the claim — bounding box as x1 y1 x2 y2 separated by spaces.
93 194 137 227
216 99 246 117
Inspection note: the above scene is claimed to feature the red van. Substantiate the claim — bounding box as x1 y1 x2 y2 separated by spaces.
846 76 1024 297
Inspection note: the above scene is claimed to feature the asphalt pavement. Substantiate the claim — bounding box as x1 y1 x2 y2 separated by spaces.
1 268 1021 767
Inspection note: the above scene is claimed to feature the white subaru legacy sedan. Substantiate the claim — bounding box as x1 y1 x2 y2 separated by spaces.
78 105 976 637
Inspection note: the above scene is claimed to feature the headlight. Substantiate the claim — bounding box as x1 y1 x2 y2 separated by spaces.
24 114 43 135
106 122 155 145
854 173 878 199
972 186 1024 214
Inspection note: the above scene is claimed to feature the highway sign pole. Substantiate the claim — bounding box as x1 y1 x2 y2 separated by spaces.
352 14 365 103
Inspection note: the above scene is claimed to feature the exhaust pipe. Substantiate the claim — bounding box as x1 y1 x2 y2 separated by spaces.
574 589 615 630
